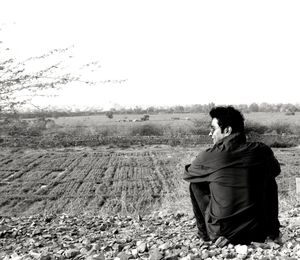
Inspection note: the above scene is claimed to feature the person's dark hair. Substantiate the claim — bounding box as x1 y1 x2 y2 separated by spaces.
209 106 245 133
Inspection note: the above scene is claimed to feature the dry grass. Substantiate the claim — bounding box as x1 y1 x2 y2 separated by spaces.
1 112 300 149
52 112 300 127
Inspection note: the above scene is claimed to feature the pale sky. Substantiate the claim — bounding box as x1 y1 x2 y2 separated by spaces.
1 0 300 110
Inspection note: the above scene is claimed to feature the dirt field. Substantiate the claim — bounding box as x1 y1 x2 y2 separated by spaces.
0 145 299 217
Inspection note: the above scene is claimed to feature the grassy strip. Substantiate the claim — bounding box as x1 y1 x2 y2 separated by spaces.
1 119 300 148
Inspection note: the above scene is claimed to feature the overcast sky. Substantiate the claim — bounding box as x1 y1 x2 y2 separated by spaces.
1 0 300 110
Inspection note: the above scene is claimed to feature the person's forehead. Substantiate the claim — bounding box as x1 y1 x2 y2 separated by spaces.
211 118 219 127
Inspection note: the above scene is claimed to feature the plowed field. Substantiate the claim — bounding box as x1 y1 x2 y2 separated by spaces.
0 145 299 216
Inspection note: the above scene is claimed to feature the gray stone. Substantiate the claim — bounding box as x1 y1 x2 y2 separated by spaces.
149 248 163 260
64 249 80 259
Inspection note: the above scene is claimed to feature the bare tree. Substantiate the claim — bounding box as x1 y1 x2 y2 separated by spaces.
1 48 67 111
0 25 126 114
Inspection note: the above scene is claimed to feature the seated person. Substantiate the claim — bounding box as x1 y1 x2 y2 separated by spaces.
183 106 280 245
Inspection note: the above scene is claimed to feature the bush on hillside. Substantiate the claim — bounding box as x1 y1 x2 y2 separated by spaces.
3 118 51 137
162 125 194 136
269 141 295 148
245 121 269 134
269 122 293 135
130 124 164 136
191 119 211 135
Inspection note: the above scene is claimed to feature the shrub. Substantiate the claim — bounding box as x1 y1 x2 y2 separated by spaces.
269 122 293 135
191 119 210 135
6 120 30 136
292 125 300 135
162 124 193 136
244 120 269 134
130 123 163 136
269 141 295 148
96 127 118 137
5 118 46 137
106 111 114 119
285 111 295 115
67 125 88 136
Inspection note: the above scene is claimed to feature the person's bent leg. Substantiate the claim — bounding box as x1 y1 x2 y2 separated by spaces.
190 182 210 241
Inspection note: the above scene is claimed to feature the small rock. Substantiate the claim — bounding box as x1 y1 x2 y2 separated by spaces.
102 245 111 252
32 228 42 236
9 253 22 260
99 223 107 231
179 254 193 260
124 236 132 243
266 241 281 249
64 249 80 259
112 243 124 252
123 245 131 251
112 228 119 234
200 249 210 259
191 248 200 254
40 254 52 260
137 242 147 253
86 253 105 260
80 247 89 255
234 245 248 255
42 234 52 239
159 242 170 250
116 252 130 260
286 241 294 249
174 212 184 220
149 248 163 260
251 242 271 249
29 251 42 259
227 244 234 249
237 253 248 259
165 255 179 260
131 249 138 257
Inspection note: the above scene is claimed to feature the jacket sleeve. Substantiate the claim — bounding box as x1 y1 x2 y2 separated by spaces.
271 156 281 178
182 153 212 182
266 147 281 178
264 148 281 237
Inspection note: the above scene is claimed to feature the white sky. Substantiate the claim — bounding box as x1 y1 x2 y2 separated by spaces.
1 0 300 110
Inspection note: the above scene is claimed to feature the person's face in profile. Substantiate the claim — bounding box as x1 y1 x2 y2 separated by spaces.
209 118 231 144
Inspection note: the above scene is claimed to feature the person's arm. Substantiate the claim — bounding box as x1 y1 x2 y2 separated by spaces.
267 147 281 177
183 153 211 182
270 156 281 177
263 146 281 238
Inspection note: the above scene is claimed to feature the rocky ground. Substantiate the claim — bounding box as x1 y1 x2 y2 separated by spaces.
1 207 300 260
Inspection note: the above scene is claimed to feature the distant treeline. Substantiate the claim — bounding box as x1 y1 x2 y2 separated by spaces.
2 102 300 119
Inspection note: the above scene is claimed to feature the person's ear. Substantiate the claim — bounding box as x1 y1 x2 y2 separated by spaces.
224 126 232 136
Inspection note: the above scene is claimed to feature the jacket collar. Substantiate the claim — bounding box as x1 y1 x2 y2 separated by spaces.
214 132 246 151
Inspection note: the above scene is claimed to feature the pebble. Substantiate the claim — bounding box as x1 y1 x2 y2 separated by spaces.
158 242 170 250
64 249 80 258
235 245 248 255
131 248 138 257
149 248 163 260
85 253 105 260
116 252 130 260
1 212 300 260
137 242 147 253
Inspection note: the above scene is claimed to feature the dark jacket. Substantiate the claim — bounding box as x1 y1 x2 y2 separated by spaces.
183 133 280 244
